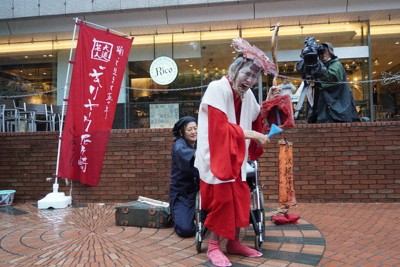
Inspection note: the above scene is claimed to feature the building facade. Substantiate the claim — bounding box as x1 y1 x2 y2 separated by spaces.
0 0 399 128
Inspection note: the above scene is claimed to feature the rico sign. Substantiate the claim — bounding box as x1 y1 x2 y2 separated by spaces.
150 56 178 85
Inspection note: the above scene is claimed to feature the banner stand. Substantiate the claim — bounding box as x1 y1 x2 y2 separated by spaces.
37 183 72 209
39 18 132 208
37 18 79 209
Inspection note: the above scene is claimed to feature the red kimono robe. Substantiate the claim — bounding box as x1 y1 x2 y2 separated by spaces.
199 83 264 240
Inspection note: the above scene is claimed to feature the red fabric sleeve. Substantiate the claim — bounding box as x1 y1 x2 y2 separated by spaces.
248 113 264 161
208 106 246 181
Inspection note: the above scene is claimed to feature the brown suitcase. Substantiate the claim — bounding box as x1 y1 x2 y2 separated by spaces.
115 201 171 228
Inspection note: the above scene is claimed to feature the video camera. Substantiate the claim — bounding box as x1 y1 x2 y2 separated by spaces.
296 37 326 79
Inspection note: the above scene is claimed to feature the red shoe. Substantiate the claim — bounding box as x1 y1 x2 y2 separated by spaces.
285 213 300 223
271 214 289 225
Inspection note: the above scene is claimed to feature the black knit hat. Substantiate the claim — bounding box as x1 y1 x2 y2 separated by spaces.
172 116 196 137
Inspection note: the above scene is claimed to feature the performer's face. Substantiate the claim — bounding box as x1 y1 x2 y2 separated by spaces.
233 65 259 93
183 121 197 145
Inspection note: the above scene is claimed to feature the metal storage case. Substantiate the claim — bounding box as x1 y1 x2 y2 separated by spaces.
115 201 171 228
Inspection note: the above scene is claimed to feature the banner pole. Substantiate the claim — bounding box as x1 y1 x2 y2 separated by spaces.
37 18 79 209
54 17 79 190
75 18 130 37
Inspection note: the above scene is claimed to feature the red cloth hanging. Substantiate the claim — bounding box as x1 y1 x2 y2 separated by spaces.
58 24 133 186
261 94 295 133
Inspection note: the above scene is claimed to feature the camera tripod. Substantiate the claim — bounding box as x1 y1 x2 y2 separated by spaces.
293 79 315 120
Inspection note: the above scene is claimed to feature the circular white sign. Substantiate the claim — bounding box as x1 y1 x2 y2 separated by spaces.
149 56 178 85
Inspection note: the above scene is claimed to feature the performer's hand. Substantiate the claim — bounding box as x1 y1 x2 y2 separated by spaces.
244 130 270 147
256 133 270 147
267 86 282 99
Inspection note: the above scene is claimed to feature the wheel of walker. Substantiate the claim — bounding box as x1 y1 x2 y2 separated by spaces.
255 234 263 251
254 189 266 251
195 231 202 253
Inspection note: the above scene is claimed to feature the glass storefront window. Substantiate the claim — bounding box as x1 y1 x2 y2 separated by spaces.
0 50 57 107
1 20 399 127
200 30 239 86
124 21 375 127
245 22 370 117
126 33 204 128
370 25 400 120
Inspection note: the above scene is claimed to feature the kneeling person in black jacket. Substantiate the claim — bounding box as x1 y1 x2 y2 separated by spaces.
169 116 199 237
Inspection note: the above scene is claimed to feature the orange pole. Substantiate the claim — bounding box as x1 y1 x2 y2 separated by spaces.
278 140 297 211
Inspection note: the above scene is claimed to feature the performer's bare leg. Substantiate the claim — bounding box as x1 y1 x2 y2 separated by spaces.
207 231 232 267
226 228 263 257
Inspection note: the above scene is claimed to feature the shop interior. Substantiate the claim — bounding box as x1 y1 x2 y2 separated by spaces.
0 21 399 129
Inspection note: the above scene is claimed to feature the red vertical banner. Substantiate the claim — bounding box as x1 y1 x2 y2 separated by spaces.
58 22 133 186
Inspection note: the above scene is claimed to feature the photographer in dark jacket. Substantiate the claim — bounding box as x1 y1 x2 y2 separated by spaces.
313 42 360 123
169 116 199 237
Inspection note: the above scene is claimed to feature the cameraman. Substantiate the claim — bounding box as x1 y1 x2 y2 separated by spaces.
312 43 359 123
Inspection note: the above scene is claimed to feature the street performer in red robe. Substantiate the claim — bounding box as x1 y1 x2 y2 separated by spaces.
194 37 280 267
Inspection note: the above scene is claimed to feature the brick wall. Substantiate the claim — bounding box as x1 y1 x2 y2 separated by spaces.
1 121 399 204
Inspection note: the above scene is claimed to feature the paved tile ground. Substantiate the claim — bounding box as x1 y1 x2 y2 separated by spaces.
294 203 400 267
0 202 399 267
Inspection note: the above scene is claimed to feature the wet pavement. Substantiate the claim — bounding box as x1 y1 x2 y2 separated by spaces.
0 202 399 267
